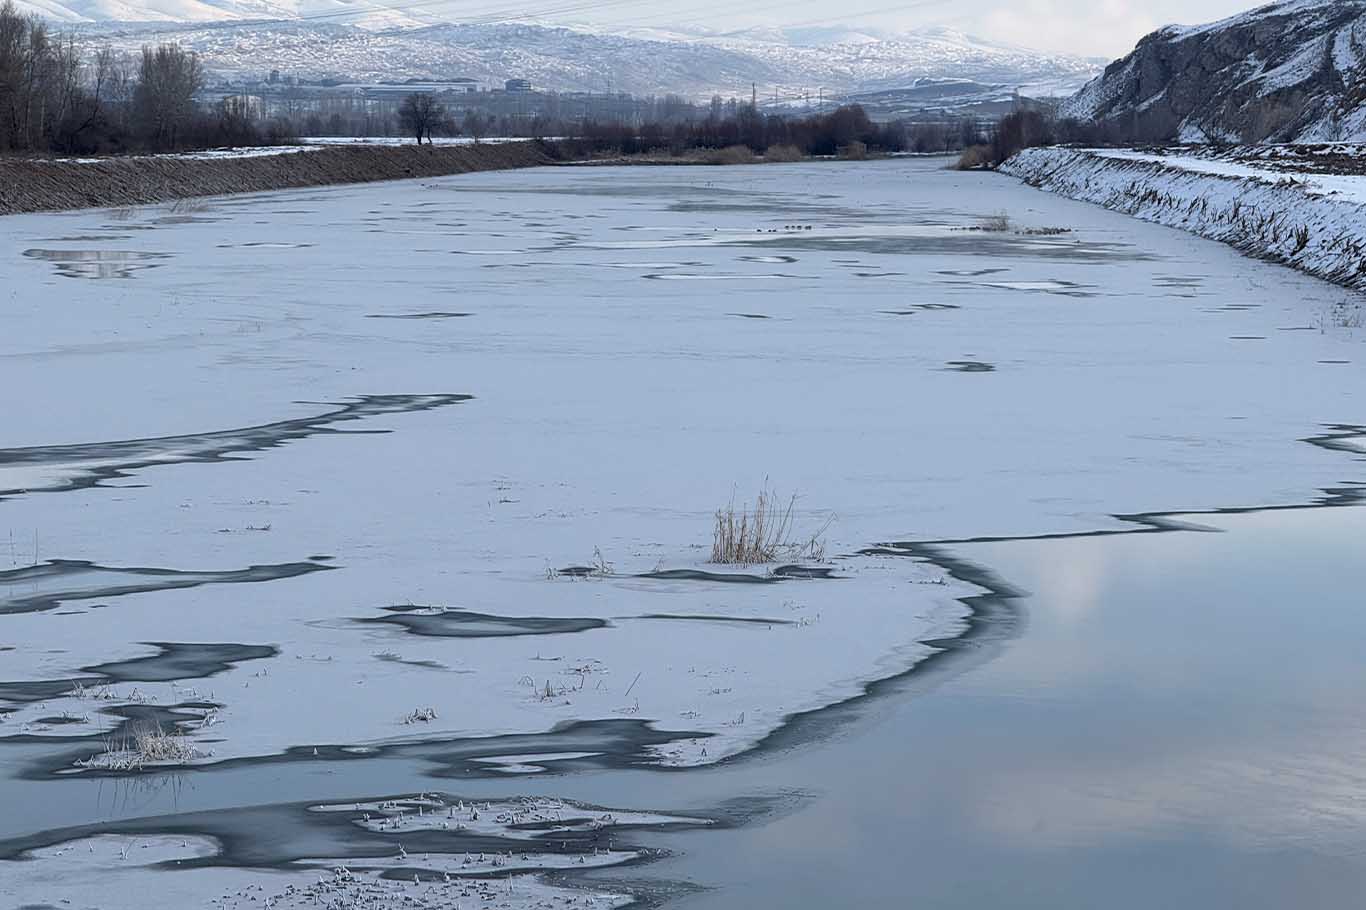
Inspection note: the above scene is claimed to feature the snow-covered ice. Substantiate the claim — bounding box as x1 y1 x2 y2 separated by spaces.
1 157 1365 904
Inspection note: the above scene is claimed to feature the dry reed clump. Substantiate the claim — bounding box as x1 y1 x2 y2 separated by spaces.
711 484 831 565
705 144 757 165
404 707 438 724
764 144 803 163
167 197 213 214
76 721 196 771
954 144 993 170
978 212 1011 232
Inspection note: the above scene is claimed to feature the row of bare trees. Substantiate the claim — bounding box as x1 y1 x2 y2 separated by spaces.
0 0 231 154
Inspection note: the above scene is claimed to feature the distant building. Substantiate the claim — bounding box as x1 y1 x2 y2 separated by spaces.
505 78 532 93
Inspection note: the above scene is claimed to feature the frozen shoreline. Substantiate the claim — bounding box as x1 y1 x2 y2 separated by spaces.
1001 146 1366 292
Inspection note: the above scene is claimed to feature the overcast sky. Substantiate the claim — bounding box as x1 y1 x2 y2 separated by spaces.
926 0 1260 57
629 0 1267 59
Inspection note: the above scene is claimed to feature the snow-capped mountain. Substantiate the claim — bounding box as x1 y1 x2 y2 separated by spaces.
34 9 1100 100
1063 0 1366 142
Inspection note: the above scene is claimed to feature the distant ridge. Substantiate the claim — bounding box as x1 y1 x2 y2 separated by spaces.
17 12 1100 98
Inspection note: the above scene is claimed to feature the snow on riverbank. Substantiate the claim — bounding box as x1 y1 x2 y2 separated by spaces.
1 795 694 909
1001 146 1366 290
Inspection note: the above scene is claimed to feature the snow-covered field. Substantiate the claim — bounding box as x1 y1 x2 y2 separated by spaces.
1 158 1364 907
300 137 539 147
1002 146 1366 291
33 145 322 164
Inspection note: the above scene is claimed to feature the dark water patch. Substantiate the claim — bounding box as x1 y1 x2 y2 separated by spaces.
732 234 1142 262
0 789 716 881
1319 360 1352 365
0 559 333 617
0 679 86 703
1230 335 1267 340
855 272 905 278
636 614 795 627
2 700 218 748
937 268 1008 277
33 716 86 726
728 313 771 319
22 249 171 279
42 235 133 242
944 361 995 373
373 653 454 672
633 569 777 584
642 273 797 281
84 643 279 683
880 310 917 316
555 565 604 578
914 303 960 310
0 644 274 706
772 565 836 579
0 394 471 500
739 255 798 264
1279 326 1318 331
1303 424 1366 458
365 312 473 320
215 241 314 249
971 278 1096 297
25 717 710 781
359 606 608 639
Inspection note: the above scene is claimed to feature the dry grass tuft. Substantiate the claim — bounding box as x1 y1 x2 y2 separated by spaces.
77 721 195 771
711 483 831 565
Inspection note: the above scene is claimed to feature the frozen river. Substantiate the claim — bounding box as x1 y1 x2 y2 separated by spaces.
1 158 1364 907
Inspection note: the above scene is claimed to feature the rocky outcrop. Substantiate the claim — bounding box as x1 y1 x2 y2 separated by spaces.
0 142 553 216
1062 0 1366 143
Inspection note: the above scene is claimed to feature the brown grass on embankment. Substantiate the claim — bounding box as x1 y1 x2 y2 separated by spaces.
0 142 554 216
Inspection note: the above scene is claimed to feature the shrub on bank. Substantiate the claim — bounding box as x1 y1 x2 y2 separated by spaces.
955 144 994 170
706 145 757 165
764 144 803 162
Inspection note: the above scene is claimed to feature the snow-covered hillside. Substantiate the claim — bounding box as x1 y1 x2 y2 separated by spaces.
1063 0 1366 143
1002 145 1366 289
39 15 1098 98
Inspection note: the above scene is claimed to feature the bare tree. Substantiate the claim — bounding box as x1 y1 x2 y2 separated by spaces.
462 108 487 142
133 43 202 150
397 92 446 145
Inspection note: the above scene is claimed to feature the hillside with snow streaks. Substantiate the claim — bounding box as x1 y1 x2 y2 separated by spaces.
1063 0 1366 143
52 19 1099 97
1002 146 1366 290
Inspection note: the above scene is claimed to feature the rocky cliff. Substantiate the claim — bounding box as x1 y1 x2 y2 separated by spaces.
1062 0 1366 143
